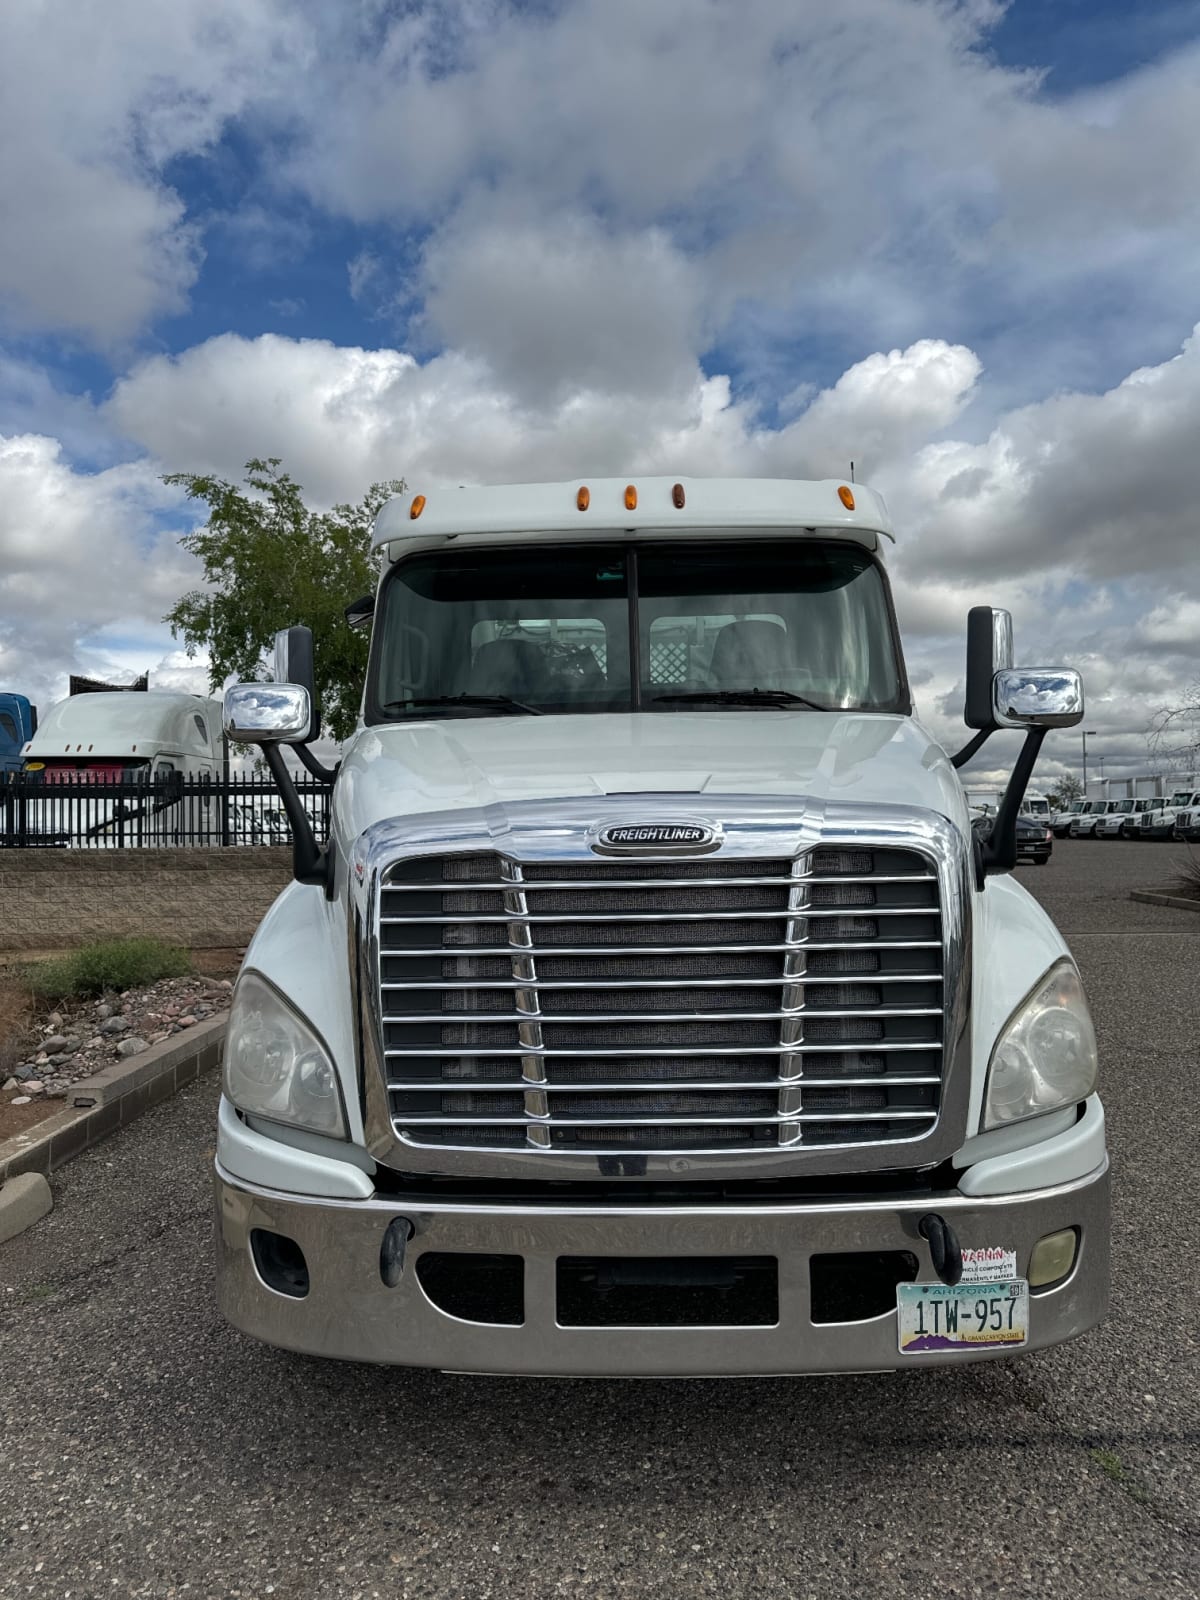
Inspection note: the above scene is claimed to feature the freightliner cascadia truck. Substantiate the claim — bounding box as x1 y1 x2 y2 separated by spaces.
215 477 1107 1374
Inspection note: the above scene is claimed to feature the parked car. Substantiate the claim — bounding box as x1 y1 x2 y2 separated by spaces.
975 811 1053 864
1094 797 1155 838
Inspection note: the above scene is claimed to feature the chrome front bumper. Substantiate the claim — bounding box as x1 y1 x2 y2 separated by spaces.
214 1158 1109 1375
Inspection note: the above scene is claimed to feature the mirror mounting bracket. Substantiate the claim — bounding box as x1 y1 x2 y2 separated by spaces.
261 742 333 896
979 726 1049 879
950 728 993 770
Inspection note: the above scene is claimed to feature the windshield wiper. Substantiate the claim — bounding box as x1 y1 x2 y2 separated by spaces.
383 694 543 717
651 689 832 712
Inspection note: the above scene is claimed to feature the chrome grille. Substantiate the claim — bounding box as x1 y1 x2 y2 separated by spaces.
377 846 945 1155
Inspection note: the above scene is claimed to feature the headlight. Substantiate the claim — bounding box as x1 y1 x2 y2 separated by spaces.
224 971 348 1138
982 960 1098 1130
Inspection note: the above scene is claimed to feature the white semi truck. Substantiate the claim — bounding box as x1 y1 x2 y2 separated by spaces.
17 691 224 844
215 477 1107 1375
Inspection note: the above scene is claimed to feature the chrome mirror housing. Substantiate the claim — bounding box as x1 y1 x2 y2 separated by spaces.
964 607 1014 729
993 668 1084 729
223 683 313 744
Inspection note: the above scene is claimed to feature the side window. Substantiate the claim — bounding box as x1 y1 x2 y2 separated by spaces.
156 760 176 779
0 712 17 743
193 714 209 743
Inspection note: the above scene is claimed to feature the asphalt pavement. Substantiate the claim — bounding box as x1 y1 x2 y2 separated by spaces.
2 840 1198 1599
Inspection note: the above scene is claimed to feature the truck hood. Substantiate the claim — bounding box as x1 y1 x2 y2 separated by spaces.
333 712 969 848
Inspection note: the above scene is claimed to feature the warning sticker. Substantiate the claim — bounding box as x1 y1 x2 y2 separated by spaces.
959 1246 1017 1284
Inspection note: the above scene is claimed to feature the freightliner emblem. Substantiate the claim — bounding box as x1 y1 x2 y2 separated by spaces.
592 821 720 855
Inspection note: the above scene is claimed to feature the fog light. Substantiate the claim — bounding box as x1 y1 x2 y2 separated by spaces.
1029 1227 1078 1288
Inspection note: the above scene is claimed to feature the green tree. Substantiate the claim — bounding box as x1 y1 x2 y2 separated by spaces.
1049 773 1084 806
164 459 404 742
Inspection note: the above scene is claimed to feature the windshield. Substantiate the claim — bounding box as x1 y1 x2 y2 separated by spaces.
370 540 904 719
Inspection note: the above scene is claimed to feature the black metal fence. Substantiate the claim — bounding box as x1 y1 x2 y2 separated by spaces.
0 773 330 849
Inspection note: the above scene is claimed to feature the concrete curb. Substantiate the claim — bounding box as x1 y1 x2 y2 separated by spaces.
1129 889 1200 914
0 1014 226 1185
0 1171 53 1244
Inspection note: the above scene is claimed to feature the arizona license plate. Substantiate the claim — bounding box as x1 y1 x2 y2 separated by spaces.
897 1280 1028 1354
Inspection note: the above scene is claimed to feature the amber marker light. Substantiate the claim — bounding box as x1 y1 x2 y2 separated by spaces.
577 486 590 511
672 483 686 508
837 485 855 510
624 484 638 511
410 494 426 520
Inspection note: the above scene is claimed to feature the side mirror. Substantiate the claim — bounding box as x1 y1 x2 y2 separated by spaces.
964 607 1013 729
993 669 1084 729
223 683 313 745
344 594 375 632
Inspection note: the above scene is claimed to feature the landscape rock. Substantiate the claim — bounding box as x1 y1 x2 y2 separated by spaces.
3 972 233 1103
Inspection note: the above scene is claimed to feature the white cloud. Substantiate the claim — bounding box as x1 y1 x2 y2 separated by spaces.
0 0 305 342
0 434 199 708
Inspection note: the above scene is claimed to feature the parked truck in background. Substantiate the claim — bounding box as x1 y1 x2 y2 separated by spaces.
1138 788 1200 841
18 690 223 844
1051 799 1087 837
1094 798 1154 839
215 476 1107 1375
0 693 37 776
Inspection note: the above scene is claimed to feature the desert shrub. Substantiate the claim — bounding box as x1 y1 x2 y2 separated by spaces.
28 937 192 1001
1170 849 1200 901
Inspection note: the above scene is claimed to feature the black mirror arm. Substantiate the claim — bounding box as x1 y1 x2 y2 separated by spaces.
261 742 332 893
980 726 1049 877
950 728 993 770
293 742 340 785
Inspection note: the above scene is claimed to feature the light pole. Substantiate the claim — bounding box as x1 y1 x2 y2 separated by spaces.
1082 729 1097 793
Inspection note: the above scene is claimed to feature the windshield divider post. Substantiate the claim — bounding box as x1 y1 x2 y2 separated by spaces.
627 546 641 710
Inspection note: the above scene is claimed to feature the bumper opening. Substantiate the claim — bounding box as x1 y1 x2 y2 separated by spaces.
809 1250 919 1323
557 1255 779 1327
416 1252 524 1325
250 1228 309 1299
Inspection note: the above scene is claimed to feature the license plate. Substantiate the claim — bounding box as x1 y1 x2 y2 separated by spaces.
897 1280 1028 1354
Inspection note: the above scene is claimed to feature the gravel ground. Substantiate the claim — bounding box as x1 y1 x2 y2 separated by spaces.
1 975 233 1106
1 841 1197 1599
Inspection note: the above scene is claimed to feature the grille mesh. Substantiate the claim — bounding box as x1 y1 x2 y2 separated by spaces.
379 845 944 1155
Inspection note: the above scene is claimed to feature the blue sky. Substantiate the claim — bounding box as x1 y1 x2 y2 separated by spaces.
3 0 1200 786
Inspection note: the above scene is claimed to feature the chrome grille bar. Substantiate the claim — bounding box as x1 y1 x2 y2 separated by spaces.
387 1075 943 1091
377 846 945 1155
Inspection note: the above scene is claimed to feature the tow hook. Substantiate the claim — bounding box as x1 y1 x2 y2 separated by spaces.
918 1213 964 1286
380 1218 414 1287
